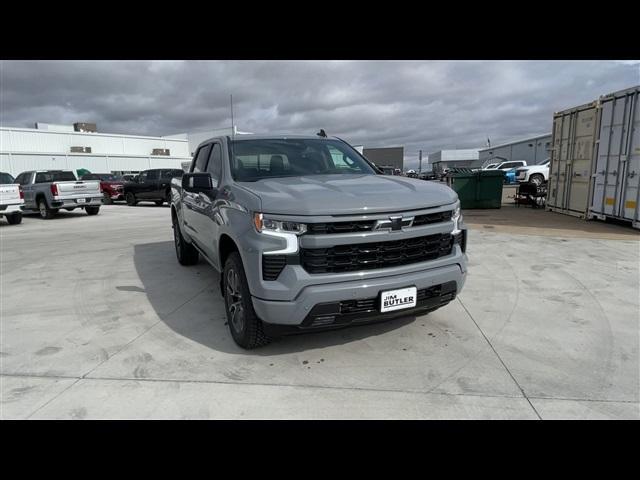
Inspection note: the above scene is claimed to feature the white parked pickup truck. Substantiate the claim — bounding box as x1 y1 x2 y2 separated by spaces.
15 170 102 219
515 158 550 185
0 172 24 225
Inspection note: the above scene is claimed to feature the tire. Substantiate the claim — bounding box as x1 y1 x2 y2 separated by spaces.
530 174 544 186
103 193 113 205
155 200 164 206
38 199 55 219
173 214 199 266
223 252 271 349
86 206 100 215
126 192 137 206
6 213 22 225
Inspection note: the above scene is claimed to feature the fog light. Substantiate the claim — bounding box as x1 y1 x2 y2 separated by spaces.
311 315 335 327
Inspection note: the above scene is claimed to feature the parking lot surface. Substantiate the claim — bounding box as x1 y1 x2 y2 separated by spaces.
1 204 638 419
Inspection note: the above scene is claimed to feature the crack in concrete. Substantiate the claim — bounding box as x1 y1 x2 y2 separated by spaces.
457 297 543 420
4 372 637 405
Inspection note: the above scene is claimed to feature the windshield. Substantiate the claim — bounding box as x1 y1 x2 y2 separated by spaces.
0 172 14 184
229 138 376 181
541 159 550 165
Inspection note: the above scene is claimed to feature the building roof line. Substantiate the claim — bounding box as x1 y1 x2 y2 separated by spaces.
478 133 551 152
0 126 189 143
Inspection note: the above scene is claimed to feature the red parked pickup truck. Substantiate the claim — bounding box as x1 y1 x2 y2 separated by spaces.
81 173 125 204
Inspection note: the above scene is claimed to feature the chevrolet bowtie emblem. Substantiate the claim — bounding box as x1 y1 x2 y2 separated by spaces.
374 215 414 231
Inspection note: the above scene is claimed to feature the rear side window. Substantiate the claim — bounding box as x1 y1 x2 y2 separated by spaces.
192 144 212 173
35 171 77 183
146 170 160 180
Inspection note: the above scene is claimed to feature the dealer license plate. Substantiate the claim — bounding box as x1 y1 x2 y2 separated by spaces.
380 286 417 313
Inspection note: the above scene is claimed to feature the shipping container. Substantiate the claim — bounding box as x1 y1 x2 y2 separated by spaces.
588 86 640 229
547 100 600 218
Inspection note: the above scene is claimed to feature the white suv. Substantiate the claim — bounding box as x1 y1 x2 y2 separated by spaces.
515 158 550 185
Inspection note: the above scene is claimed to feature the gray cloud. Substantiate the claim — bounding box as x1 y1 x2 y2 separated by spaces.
1 60 638 169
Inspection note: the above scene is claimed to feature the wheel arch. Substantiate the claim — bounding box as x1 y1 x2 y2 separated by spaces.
218 234 241 297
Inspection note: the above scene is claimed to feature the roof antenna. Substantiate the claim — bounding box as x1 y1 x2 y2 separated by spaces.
316 128 327 138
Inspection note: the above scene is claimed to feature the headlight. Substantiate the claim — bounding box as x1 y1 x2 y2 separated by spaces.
253 213 307 235
452 202 462 234
253 213 305 255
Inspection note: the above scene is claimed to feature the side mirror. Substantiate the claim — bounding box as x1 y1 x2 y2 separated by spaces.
182 172 214 193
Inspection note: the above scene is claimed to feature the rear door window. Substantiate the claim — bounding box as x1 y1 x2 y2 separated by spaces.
146 170 160 181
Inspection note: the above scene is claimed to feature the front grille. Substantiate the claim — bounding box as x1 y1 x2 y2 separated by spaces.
262 255 287 281
412 210 452 226
306 210 452 234
307 221 375 234
301 233 454 274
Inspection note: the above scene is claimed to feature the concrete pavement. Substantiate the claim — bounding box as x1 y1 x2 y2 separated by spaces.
1 204 638 419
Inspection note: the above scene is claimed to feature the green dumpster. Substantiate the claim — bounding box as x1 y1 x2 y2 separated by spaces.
449 170 504 209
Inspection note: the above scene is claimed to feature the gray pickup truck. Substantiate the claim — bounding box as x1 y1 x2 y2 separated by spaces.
15 170 102 219
171 135 467 349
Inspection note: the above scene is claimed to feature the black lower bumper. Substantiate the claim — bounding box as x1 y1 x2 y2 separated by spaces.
262 281 457 337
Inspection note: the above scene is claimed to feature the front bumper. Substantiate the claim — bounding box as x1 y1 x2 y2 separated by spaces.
252 262 466 327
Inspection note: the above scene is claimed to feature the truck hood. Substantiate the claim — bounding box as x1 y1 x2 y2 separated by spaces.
239 174 458 215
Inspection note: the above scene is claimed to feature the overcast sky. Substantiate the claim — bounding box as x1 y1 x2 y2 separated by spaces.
1 60 638 169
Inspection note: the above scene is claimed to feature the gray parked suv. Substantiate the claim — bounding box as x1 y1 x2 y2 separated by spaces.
171 135 467 349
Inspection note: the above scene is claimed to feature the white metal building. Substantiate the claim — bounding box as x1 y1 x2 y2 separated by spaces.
429 149 481 173
478 133 552 167
0 124 192 177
